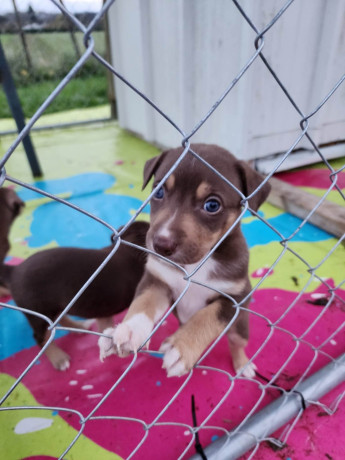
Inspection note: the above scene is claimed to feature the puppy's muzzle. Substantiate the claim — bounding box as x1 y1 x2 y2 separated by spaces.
153 235 177 257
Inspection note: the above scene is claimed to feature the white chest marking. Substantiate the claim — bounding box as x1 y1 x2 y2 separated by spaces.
146 256 245 324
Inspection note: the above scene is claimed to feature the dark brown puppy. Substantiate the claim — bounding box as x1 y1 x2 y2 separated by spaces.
0 221 148 370
0 187 24 297
99 144 271 378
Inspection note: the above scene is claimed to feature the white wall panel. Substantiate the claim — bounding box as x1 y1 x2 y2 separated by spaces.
108 0 345 163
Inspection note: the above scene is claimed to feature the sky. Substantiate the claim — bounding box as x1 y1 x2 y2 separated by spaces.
0 0 103 14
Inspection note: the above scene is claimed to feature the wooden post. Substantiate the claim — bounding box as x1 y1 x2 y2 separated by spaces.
11 0 33 73
60 0 82 60
268 176 345 239
103 0 117 119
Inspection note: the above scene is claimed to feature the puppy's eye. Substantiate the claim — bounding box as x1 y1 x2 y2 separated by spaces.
153 186 164 199
203 198 221 213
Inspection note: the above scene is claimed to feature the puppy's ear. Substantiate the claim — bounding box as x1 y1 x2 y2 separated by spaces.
142 151 168 190
236 161 271 212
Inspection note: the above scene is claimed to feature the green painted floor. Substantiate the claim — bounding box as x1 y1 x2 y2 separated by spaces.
0 107 159 260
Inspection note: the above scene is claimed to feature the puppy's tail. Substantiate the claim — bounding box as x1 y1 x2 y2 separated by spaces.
0 263 13 290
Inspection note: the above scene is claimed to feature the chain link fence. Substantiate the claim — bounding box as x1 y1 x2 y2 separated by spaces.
1 0 345 459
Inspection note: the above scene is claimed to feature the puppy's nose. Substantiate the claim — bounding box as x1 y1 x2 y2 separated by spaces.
153 235 177 257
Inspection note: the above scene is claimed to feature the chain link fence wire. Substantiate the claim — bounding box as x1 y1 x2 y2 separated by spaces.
1 0 345 458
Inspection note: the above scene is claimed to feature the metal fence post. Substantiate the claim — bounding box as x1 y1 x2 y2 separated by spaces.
0 39 42 177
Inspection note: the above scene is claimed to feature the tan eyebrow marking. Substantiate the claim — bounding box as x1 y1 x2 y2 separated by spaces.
196 181 212 200
165 174 175 191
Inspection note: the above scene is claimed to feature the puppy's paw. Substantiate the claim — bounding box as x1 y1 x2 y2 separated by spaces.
45 344 70 371
98 315 153 361
112 322 134 357
233 357 257 379
245 362 257 378
98 327 116 362
231 345 257 379
160 335 197 378
79 318 96 331
55 356 71 371
113 315 152 357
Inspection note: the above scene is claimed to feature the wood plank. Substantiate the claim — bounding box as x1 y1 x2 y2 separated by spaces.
267 177 345 238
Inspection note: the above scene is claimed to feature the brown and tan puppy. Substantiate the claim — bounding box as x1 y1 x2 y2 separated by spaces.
0 221 149 370
0 187 24 297
99 144 271 378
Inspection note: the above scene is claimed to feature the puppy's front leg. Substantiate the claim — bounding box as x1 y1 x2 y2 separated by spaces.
161 299 253 378
42 330 70 371
160 300 226 377
99 274 171 360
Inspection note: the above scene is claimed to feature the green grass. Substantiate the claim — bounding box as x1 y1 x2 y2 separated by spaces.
2 31 107 83
0 75 108 118
0 31 109 118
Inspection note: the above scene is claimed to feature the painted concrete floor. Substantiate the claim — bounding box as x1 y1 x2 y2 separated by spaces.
0 113 345 460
